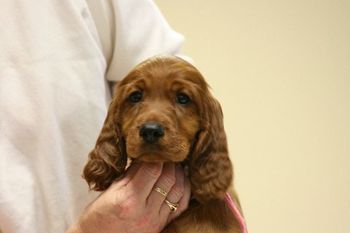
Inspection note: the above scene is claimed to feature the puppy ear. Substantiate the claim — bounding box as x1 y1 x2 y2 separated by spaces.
190 93 233 203
83 96 127 191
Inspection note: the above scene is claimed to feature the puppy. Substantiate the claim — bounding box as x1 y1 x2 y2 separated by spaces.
83 56 245 233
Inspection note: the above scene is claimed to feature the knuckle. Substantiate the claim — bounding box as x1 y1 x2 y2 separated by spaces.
116 201 132 218
136 214 160 232
114 195 137 219
162 174 176 188
149 220 161 232
170 184 184 198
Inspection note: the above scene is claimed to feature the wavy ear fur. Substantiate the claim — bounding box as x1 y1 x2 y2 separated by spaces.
190 93 233 203
83 95 127 191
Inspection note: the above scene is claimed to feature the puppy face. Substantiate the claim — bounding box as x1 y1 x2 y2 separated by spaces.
115 58 205 162
84 56 233 202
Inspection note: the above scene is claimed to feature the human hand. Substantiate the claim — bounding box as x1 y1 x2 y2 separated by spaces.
67 162 191 233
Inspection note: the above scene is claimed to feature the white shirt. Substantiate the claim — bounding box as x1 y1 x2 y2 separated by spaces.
0 0 184 232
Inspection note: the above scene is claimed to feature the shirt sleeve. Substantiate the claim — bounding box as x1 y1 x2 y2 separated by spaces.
86 0 185 82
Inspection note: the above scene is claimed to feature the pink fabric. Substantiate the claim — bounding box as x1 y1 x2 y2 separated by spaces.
225 193 248 233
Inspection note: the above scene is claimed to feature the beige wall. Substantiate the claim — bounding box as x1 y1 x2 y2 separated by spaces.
155 1 350 233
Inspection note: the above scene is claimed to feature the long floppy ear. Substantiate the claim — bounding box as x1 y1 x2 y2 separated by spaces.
189 93 233 203
83 93 127 191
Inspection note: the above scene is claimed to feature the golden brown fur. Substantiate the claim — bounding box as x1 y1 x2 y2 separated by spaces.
83 56 243 232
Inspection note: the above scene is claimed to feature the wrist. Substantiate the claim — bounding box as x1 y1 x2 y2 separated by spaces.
72 205 122 233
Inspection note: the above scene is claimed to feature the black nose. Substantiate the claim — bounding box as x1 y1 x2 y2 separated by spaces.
139 122 164 143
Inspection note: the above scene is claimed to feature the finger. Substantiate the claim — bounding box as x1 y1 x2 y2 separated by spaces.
159 164 187 218
122 161 142 185
109 161 142 189
127 162 163 201
167 173 191 222
146 163 176 210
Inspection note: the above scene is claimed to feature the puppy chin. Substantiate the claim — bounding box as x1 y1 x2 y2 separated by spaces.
128 151 186 163
135 154 169 162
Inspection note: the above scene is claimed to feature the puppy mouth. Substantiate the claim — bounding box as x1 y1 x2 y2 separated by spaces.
126 140 189 163
128 145 183 162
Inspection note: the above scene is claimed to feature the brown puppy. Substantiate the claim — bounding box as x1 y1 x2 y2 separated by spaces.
83 56 243 233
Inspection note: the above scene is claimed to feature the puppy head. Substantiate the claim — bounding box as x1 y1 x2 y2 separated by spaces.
118 57 206 162
83 56 233 202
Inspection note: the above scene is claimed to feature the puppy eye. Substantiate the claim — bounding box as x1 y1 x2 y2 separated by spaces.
128 91 143 103
176 93 191 105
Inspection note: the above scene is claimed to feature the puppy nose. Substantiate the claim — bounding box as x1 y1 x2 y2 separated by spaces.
139 122 164 143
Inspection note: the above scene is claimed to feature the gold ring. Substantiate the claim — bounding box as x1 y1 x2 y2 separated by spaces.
165 199 178 212
153 187 168 197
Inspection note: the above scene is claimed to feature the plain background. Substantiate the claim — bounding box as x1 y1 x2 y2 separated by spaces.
155 1 350 233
